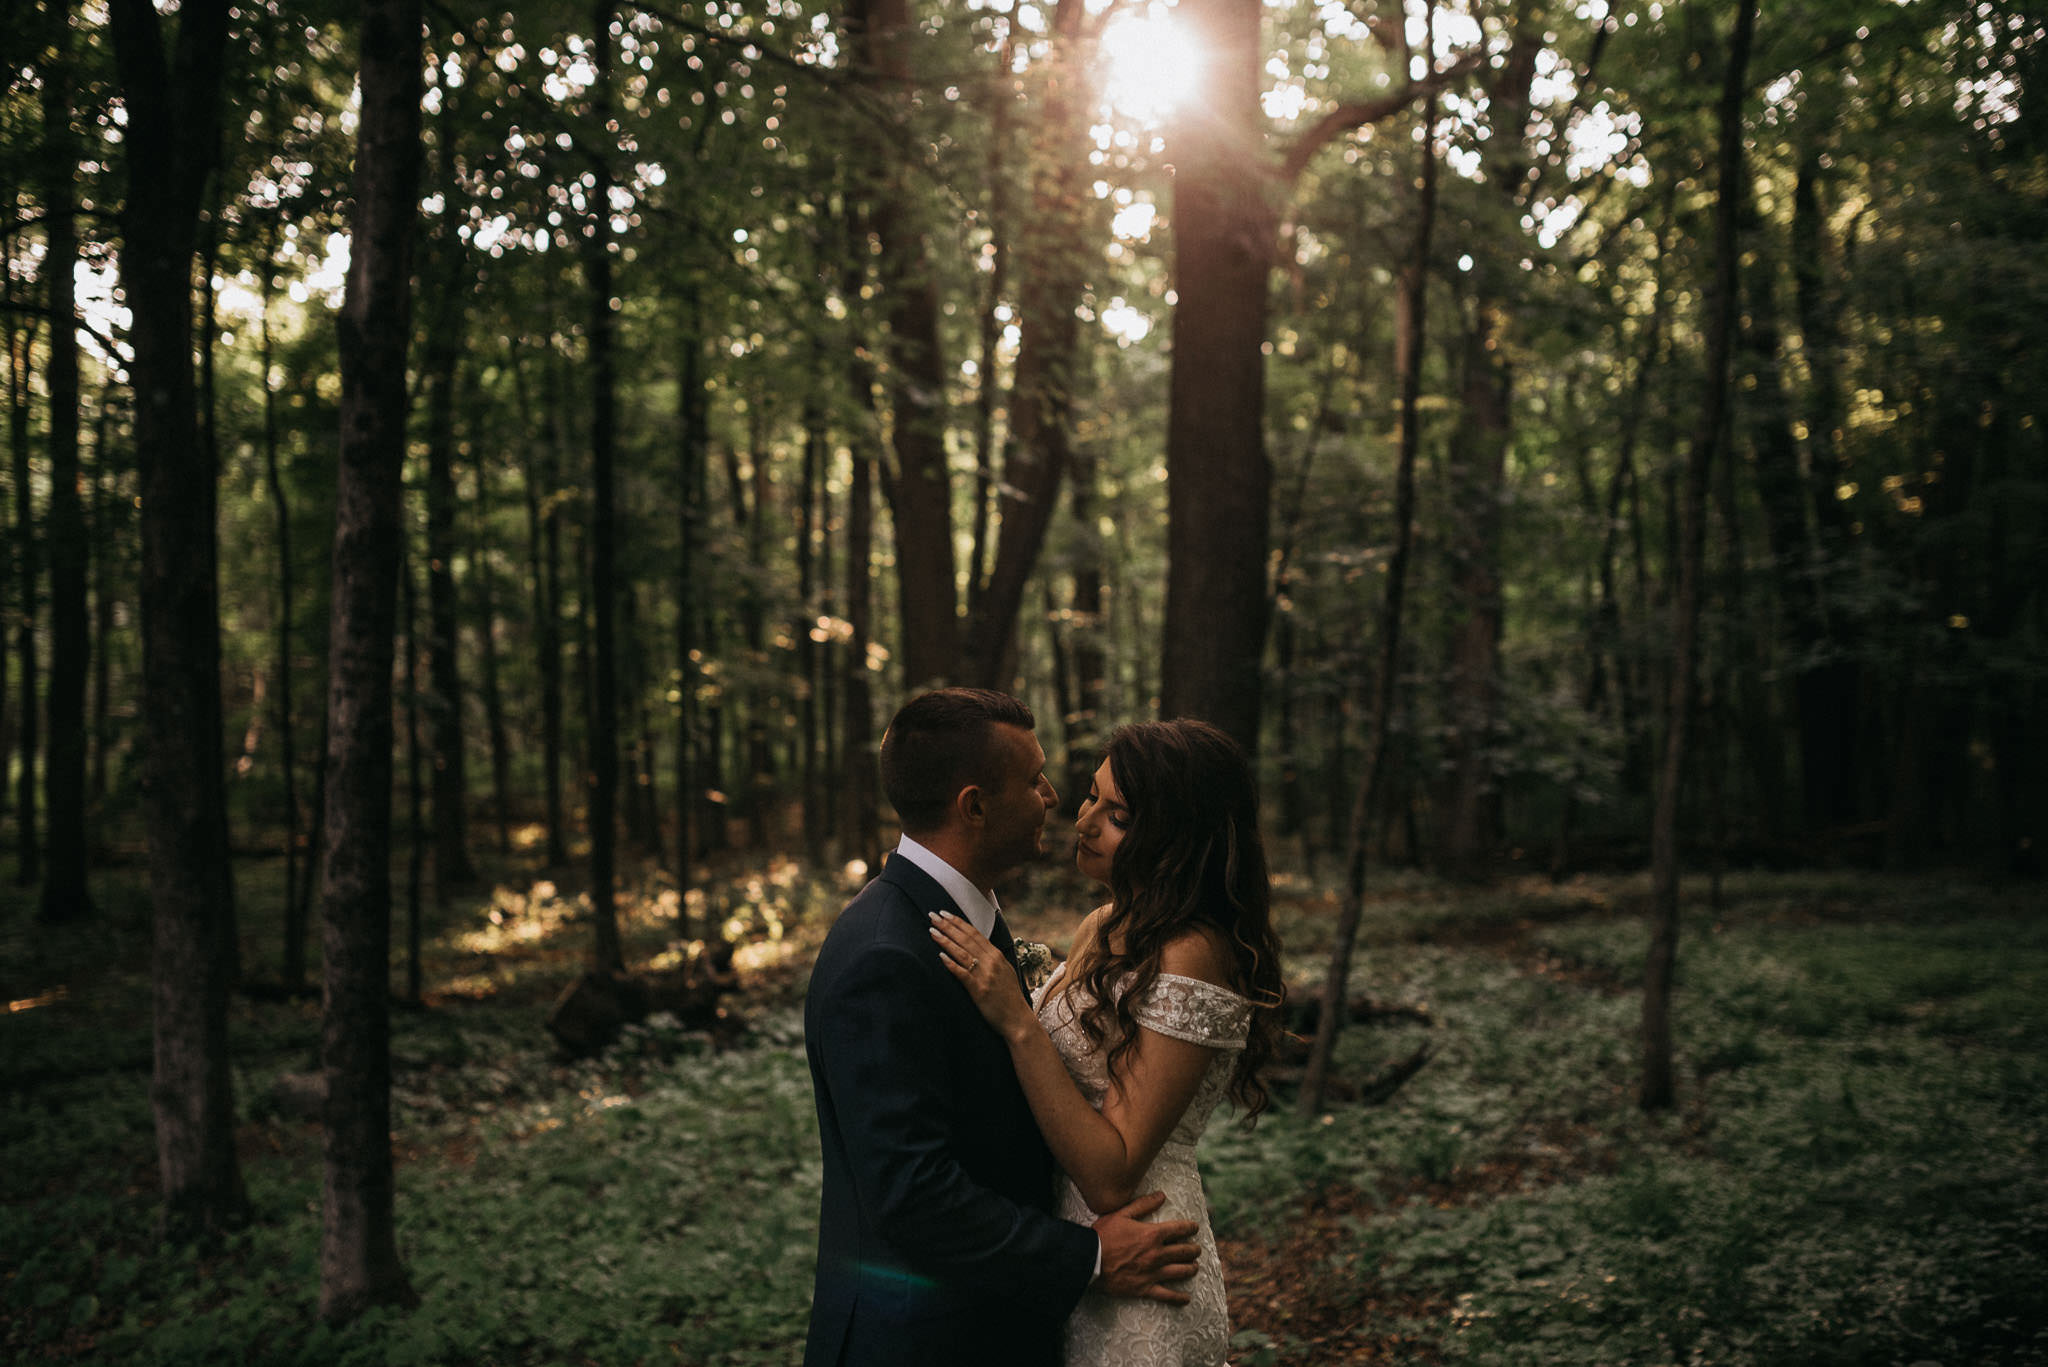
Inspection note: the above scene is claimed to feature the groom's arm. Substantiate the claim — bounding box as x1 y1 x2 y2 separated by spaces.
814 937 1099 1312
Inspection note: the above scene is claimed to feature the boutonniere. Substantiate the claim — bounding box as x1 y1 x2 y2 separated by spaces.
1013 940 1057 995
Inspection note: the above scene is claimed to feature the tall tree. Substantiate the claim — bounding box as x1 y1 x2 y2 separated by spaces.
1433 15 1542 875
1643 0 1755 1113
1159 0 1272 752
847 0 960 688
962 0 1095 690
39 0 92 922
260 219 306 987
420 51 478 896
671 299 708 868
1299 25 1441 1113
1157 0 1473 753
318 0 424 1319
586 0 626 975
472 456 513 855
107 0 246 1241
8 263 37 885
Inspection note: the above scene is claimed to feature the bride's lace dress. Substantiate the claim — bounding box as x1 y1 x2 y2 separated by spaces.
1033 964 1253 1367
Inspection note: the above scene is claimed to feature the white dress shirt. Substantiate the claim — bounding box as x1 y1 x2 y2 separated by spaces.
892 834 1003 939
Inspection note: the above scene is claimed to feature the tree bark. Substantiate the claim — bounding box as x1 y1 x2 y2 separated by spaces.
1062 444 1107 813
258 222 303 980
963 0 1093 690
317 0 423 1318
798 393 826 860
41 9 90 921
843 441 881 874
518 339 571 867
1785 155 1861 830
400 536 426 1007
673 296 707 867
1434 300 1510 874
108 0 247 1243
9 269 38 886
1299 59 1438 1115
586 0 625 975
847 0 959 688
420 179 476 895
89 394 115 812
1160 0 1272 754
0 195 14 846
622 582 660 853
1643 0 1754 1113
472 457 512 855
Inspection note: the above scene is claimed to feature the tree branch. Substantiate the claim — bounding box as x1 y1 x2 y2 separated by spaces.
0 300 128 368
1279 49 1483 189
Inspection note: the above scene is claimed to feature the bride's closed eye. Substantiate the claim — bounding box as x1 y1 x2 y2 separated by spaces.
1085 791 1130 830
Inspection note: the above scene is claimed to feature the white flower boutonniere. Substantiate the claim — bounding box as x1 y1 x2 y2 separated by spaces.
1013 939 1056 995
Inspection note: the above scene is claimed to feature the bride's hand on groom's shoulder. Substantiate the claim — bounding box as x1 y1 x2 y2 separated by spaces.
928 911 1034 1041
1090 1192 1200 1304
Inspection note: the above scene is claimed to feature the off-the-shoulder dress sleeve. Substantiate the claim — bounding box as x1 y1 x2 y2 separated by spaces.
1128 972 1252 1050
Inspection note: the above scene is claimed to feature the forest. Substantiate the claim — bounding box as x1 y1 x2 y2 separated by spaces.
2 0 2044 1360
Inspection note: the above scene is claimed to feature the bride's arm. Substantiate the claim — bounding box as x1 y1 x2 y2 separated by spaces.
932 913 1232 1215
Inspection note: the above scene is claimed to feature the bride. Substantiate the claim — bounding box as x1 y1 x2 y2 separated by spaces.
930 719 1286 1367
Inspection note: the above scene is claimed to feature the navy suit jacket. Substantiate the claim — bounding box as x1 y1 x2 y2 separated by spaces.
803 854 1097 1367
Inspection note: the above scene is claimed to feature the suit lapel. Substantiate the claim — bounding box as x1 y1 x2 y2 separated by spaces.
881 852 1027 991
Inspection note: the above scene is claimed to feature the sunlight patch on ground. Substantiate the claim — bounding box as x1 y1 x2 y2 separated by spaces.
7 986 70 1014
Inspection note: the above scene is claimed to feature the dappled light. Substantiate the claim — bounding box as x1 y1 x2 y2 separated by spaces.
2 0 2042 1356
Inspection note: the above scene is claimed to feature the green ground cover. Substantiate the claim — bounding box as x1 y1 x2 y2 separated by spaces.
3 859 2044 1365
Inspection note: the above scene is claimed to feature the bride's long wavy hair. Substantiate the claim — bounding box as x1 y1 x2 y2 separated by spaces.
1070 719 1286 1119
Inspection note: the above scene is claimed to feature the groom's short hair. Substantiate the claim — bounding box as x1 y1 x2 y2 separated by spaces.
881 688 1036 834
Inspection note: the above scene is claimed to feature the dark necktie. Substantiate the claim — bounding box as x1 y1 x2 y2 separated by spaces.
988 913 1026 992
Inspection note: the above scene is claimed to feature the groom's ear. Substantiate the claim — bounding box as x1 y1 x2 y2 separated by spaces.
955 783 987 828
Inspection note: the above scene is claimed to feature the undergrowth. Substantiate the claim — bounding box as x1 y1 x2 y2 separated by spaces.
3 856 2044 1365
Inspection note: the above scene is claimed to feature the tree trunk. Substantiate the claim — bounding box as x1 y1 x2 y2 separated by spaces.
258 223 302 974
963 0 1093 690
317 0 422 1318
10 276 38 886
843 442 881 874
400 537 426 1006
1434 302 1510 874
1644 0 1754 1114
420 246 475 896
1786 155 1862 830
472 456 511 855
517 342 570 867
622 582 660 853
673 297 707 868
0 194 14 846
1160 0 1272 755
848 0 959 688
1299 65 1438 1115
1062 444 1107 812
108 0 247 1243
1433 26 1542 876
798 394 826 860
586 0 624 975
41 13 91 921
0 239 14 848
89 394 115 812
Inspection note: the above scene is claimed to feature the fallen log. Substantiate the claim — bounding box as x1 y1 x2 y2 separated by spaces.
544 940 738 1056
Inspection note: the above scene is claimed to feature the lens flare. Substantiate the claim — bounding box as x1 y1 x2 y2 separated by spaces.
1098 11 1207 123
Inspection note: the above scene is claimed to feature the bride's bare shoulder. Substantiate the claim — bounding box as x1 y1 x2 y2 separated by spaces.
1158 925 1235 988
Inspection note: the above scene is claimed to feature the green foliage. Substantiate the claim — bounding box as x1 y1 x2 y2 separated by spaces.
5 865 2047 1364
1210 870 2048 1365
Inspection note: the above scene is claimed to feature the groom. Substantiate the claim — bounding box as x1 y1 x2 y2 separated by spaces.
804 688 1199 1367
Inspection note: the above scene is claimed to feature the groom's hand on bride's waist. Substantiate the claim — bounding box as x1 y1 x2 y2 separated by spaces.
1089 1191 1201 1304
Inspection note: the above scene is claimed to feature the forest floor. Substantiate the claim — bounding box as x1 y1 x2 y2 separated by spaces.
3 839 2046 1366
